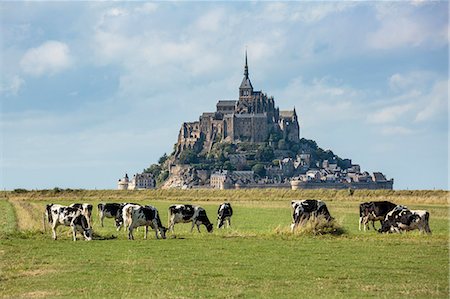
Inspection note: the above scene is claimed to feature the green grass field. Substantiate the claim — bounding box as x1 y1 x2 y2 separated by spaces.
0 190 448 298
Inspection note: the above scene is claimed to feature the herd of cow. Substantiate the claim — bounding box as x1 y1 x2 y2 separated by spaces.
44 199 431 241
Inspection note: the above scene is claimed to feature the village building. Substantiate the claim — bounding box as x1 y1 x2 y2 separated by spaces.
117 172 155 190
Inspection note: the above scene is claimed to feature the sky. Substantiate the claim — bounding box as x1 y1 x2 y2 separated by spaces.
0 1 448 190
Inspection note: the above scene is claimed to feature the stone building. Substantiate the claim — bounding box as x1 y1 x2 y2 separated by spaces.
118 172 155 190
174 52 300 158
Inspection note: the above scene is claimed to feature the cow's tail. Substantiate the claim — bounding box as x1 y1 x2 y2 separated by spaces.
45 204 54 224
97 203 104 219
424 211 432 234
168 206 174 228
124 206 133 229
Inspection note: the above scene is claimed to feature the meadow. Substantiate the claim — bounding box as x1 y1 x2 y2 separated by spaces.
0 189 448 298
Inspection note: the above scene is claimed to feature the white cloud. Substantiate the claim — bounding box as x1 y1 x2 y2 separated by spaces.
388 71 434 92
367 103 414 124
263 2 355 23
368 3 448 49
291 2 356 23
105 7 127 17
134 3 158 15
415 79 448 122
195 8 225 32
0 75 25 96
380 126 413 136
20 41 72 76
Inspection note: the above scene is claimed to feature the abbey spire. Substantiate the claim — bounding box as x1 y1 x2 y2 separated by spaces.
239 50 253 98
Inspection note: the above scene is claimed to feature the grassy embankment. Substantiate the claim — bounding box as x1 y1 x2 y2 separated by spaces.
0 189 448 298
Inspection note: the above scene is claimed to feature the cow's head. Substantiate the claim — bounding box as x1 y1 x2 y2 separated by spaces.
159 226 168 239
293 205 305 222
378 219 393 233
217 218 225 229
206 222 213 233
114 217 123 230
83 228 93 241
77 214 93 241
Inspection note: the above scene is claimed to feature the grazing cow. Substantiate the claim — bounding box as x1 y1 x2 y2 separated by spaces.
290 200 333 232
168 204 213 233
217 202 233 229
121 203 142 231
98 203 124 229
125 205 167 240
379 205 432 234
70 203 93 227
45 204 92 241
359 201 397 231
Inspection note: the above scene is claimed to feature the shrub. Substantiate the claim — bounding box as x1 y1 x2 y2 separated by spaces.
13 188 28 194
291 216 345 236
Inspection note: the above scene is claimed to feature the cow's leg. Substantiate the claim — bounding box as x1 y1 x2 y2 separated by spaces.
51 222 58 240
168 218 175 233
227 218 231 228
72 226 77 241
128 225 134 240
100 213 104 227
190 222 195 233
299 214 308 227
196 223 201 233
144 226 148 240
371 220 376 230
290 222 297 232
425 222 432 234
362 216 368 231
152 220 159 239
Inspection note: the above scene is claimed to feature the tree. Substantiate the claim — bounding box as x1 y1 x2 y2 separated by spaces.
252 163 266 177
179 149 199 164
158 170 169 183
144 164 162 178
223 161 236 171
158 153 168 165
256 145 274 162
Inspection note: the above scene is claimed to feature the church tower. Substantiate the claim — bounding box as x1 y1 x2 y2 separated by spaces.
239 51 253 100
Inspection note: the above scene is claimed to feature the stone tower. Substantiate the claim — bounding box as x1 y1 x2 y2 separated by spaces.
239 51 253 100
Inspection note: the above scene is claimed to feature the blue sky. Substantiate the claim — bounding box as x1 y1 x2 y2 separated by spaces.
0 1 448 190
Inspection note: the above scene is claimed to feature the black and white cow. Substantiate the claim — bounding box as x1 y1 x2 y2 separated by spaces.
217 202 233 229
125 205 167 240
70 203 93 227
97 203 124 229
379 205 432 234
168 204 213 233
290 200 333 232
359 201 397 231
121 203 142 231
45 204 92 241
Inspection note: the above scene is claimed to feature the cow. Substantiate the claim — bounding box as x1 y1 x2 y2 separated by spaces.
217 202 233 229
70 203 94 227
45 204 92 241
97 203 124 230
120 203 142 231
379 205 432 234
168 204 213 233
125 205 167 240
359 201 397 231
290 200 333 232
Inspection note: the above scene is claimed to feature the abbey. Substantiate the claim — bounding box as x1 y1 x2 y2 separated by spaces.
174 52 299 157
